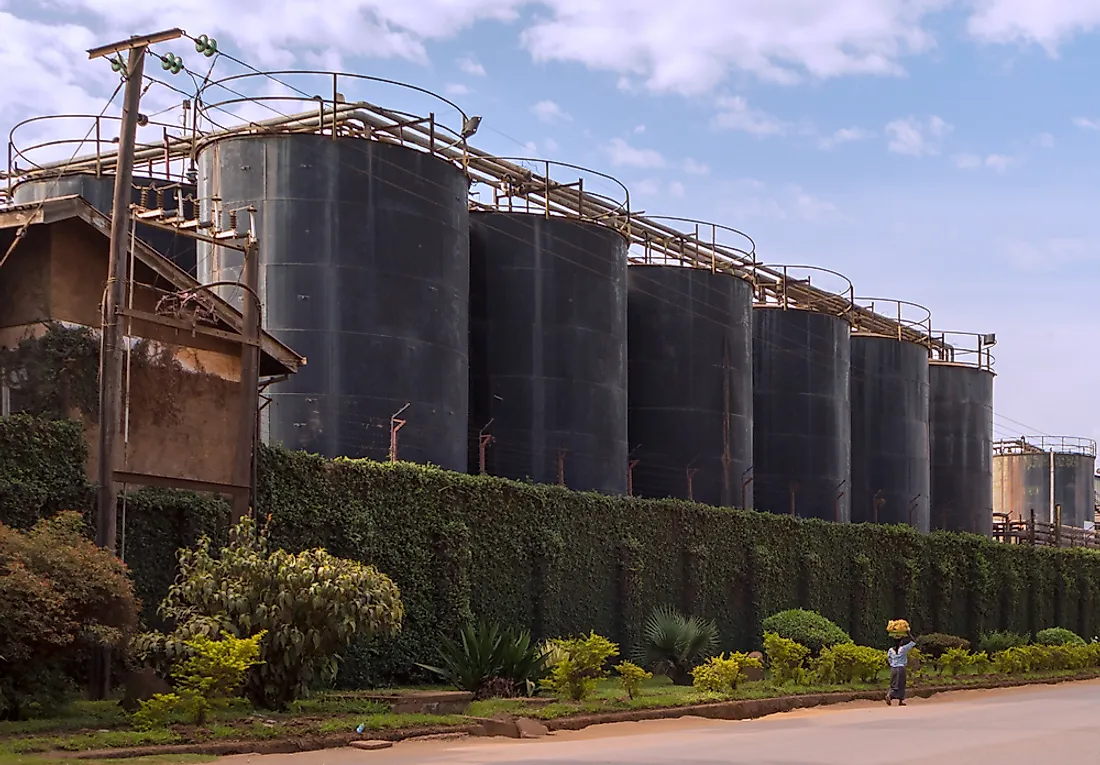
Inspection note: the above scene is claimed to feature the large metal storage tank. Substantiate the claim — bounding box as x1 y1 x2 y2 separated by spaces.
929 362 994 534
850 333 930 530
627 266 753 507
993 438 1097 528
752 307 851 521
11 172 198 275
469 212 628 494
196 134 470 469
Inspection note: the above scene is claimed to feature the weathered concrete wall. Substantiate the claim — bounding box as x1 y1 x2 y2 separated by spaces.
1 218 245 486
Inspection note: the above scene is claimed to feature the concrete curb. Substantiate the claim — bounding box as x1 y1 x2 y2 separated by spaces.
62 672 1100 759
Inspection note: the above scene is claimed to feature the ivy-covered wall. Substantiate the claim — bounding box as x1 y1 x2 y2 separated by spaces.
5 415 1100 689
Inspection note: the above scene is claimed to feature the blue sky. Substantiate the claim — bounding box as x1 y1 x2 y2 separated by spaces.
2 0 1098 444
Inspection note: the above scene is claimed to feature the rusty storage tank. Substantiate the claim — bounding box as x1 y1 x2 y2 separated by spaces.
993 437 1097 528
849 303 931 531
469 211 628 494
928 335 995 535
752 305 851 521
196 133 469 469
11 172 198 275
627 265 753 507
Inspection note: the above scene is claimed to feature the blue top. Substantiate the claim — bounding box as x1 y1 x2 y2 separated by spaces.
888 641 916 668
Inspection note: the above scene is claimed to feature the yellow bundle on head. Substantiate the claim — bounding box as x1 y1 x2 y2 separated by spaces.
887 619 910 634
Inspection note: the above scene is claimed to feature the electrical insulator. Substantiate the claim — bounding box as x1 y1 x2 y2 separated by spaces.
195 35 218 57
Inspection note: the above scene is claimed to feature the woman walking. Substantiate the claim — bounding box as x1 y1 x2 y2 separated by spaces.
886 632 917 706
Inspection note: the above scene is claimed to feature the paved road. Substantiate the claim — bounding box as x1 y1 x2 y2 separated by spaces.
224 680 1100 765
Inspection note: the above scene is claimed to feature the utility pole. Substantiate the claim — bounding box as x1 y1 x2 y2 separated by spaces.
86 27 183 702
88 28 182 555
231 236 261 527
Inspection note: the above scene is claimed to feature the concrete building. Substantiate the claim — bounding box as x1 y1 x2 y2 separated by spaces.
0 195 304 493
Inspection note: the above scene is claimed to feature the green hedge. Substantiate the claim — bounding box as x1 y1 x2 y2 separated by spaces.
4 416 1100 688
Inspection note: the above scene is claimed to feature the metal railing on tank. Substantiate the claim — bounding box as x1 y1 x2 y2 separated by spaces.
851 297 935 349
4 112 197 199
993 436 1097 458
928 330 996 371
752 264 855 318
195 70 474 172
469 158 631 235
630 216 757 277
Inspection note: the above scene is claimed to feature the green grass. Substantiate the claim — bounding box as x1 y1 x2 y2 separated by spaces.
0 755 212 765
3 669 1097 757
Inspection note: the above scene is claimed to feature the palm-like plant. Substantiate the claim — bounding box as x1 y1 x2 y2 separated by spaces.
417 621 548 699
633 605 719 685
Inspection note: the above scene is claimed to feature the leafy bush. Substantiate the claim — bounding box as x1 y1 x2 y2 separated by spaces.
979 631 1030 654
761 610 852 656
615 662 652 699
1035 628 1086 646
936 647 974 676
691 653 763 694
633 606 719 685
916 633 971 659
133 632 264 727
993 645 1034 675
969 651 991 675
417 622 548 699
132 517 403 710
541 632 619 701
0 512 139 720
762 632 810 686
812 644 886 684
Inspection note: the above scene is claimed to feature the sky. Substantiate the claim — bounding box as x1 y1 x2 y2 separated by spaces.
2 0 1098 445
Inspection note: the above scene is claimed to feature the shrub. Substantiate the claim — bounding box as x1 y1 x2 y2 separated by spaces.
132 517 403 710
1035 627 1086 647
812 644 886 685
615 661 652 699
0 512 139 720
633 605 719 685
993 645 1034 675
969 651 992 675
133 632 264 728
915 633 971 659
417 622 548 699
761 610 852 656
762 632 810 686
691 653 763 694
979 631 1029 654
541 632 619 701
936 647 973 676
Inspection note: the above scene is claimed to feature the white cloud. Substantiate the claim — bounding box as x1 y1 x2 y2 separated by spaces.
965 0 1100 54
531 99 571 123
682 158 710 175
953 152 1014 171
458 55 487 76
606 137 667 169
723 180 837 222
445 83 470 96
634 124 647 134
885 115 953 156
819 127 875 149
953 153 983 169
543 137 560 153
519 0 947 94
712 96 790 136
669 180 686 198
1035 132 1056 148
633 177 661 197
1073 116 1100 130
1006 237 1100 272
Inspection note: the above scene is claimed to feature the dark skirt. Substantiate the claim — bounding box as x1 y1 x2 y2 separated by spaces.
889 666 907 700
